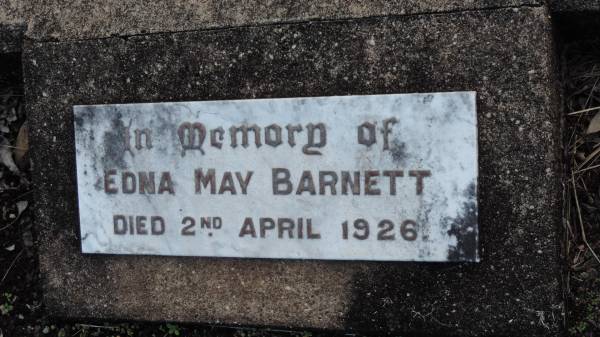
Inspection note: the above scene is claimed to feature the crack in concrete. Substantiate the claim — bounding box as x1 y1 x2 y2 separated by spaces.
22 2 544 45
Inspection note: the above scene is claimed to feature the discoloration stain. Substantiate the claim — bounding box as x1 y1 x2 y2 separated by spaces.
74 107 95 131
101 113 130 170
390 139 407 165
74 113 85 128
94 177 103 191
417 194 447 243
446 182 478 262
423 94 434 104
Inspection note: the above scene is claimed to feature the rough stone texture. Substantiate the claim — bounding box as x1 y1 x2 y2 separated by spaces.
25 6 562 337
2 0 541 41
0 0 20 27
551 0 600 12
0 24 24 53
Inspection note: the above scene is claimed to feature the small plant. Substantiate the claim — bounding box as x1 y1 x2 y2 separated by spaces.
160 323 181 336
0 292 15 315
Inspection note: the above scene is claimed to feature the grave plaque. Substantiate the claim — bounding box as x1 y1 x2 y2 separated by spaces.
74 92 478 261
26 5 562 335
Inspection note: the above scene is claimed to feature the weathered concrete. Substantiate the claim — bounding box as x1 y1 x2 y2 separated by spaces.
2 0 541 41
551 0 600 12
0 24 24 53
2 1 598 48
26 4 562 336
0 0 20 27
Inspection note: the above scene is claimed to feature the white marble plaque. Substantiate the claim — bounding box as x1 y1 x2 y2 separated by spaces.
74 92 479 261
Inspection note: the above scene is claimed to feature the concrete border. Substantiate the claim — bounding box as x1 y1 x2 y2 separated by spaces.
3 1 542 41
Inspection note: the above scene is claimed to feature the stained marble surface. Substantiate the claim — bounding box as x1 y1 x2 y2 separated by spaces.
74 92 478 261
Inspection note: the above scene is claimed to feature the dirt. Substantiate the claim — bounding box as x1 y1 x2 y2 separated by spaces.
0 52 40 336
562 38 600 336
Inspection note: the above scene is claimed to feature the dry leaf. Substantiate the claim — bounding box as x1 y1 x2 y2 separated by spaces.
16 200 27 215
13 121 28 169
586 110 600 134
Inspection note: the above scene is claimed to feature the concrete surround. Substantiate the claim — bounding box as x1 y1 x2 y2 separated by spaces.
0 0 573 336
2 1 543 41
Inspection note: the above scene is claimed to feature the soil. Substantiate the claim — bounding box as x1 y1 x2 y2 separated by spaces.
562 39 600 336
0 52 40 336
